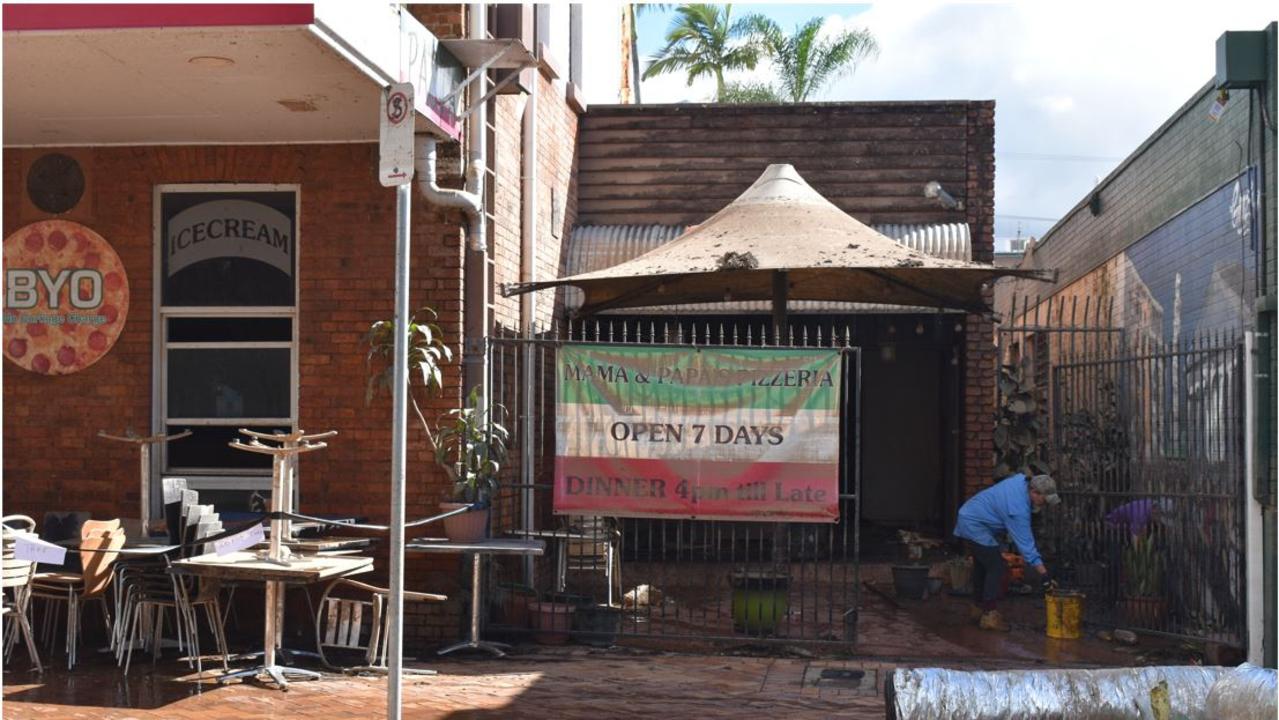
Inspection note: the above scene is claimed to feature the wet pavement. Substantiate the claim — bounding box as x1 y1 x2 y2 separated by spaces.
3 576 1193 719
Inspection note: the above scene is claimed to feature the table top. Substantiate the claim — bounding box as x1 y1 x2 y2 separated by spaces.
406 538 545 556
55 538 177 557
255 536 375 553
171 551 373 583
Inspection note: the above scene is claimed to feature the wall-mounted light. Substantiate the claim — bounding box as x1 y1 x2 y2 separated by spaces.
924 181 964 211
915 321 925 336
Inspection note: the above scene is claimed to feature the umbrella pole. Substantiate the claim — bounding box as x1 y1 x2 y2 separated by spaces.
771 270 789 340
771 270 790 571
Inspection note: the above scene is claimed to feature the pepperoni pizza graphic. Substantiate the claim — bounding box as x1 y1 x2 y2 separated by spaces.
3 220 129 375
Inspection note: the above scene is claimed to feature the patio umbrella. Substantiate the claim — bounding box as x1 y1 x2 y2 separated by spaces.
503 164 1053 317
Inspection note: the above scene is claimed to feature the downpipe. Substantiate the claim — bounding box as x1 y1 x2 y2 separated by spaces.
414 135 481 242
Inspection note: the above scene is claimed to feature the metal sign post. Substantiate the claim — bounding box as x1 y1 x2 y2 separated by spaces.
380 79 416 720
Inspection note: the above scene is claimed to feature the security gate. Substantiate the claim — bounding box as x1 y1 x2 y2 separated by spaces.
1050 333 1247 644
486 319 862 646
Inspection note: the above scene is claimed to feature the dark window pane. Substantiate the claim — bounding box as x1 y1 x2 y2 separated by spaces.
165 425 288 471
160 191 296 307
168 317 292 342
167 349 290 419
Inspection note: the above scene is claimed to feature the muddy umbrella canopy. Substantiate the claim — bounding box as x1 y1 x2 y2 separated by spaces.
503 164 1052 314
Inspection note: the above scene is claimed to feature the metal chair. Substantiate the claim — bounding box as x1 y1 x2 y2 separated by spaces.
2 523 43 673
315 577 446 674
564 516 623 607
1 515 36 661
30 520 125 669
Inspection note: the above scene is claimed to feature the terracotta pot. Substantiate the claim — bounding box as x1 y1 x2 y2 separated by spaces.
440 502 489 543
1118 595 1168 629
529 602 575 644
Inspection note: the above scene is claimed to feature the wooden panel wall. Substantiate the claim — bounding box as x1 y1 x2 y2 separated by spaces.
576 102 986 231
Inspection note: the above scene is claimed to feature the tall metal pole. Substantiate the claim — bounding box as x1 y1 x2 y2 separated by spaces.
387 182 411 720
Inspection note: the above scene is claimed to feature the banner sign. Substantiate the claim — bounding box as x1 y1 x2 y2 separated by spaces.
3 220 130 375
555 344 843 523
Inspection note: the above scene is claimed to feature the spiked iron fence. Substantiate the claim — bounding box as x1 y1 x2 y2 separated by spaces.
1001 295 1247 644
484 318 863 646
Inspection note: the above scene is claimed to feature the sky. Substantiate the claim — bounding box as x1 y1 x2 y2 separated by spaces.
635 2 1277 251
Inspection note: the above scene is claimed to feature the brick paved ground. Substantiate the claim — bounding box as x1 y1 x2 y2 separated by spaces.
3 587 1190 720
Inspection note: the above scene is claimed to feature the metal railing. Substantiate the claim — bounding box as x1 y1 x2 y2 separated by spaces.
1049 332 1246 644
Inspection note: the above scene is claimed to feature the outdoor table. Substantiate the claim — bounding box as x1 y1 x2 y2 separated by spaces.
171 550 372 689
405 538 543 657
504 529 586 592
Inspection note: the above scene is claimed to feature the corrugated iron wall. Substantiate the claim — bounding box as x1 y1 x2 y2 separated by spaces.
563 222 971 314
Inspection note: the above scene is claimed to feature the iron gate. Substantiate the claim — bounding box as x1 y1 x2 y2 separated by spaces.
1050 333 1247 644
484 319 862 646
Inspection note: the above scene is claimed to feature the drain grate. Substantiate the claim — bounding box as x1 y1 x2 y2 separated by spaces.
803 666 877 694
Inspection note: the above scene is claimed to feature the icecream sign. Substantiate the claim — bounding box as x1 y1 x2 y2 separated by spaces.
166 199 292 277
3 220 130 374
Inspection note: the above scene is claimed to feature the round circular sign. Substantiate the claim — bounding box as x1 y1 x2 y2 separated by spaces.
386 90 409 124
3 220 130 375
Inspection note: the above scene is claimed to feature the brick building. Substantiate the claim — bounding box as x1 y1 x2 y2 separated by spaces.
2 3 600 643
4 4 1006 648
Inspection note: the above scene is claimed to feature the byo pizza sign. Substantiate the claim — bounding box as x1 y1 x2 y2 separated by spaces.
3 220 129 375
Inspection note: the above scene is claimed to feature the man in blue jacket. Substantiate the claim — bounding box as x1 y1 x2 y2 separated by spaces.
953 473 1059 631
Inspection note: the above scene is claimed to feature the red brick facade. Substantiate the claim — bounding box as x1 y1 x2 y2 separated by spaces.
2 38 581 646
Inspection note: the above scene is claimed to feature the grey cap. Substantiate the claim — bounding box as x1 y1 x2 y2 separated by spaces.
1030 474 1061 506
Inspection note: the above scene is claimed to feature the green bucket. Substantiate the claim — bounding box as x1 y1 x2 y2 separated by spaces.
731 571 790 634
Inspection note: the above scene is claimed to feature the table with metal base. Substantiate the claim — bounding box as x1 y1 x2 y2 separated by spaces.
172 551 372 690
405 538 544 657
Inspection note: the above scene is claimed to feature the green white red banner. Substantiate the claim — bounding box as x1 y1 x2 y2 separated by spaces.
554 344 843 523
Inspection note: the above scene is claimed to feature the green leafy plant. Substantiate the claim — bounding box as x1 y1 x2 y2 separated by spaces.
1122 534 1164 598
745 14 877 102
993 355 1051 478
642 4 762 100
434 387 510 505
364 307 453 452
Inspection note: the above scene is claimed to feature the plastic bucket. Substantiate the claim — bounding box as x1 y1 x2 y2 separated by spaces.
1045 590 1084 639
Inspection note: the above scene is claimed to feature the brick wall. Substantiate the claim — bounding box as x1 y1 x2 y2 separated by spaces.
2 142 478 643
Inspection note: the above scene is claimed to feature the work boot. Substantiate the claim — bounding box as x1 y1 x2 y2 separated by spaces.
968 605 984 623
979 610 1010 632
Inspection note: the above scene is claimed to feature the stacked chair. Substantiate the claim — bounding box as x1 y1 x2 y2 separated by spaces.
117 490 230 675
2 515 42 673
30 519 125 669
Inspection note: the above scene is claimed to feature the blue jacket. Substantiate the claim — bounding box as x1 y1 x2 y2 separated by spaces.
953 474 1042 566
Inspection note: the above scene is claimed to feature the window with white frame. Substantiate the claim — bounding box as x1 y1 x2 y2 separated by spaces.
155 186 298 501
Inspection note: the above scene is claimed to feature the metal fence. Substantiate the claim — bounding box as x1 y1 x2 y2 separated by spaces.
1049 333 1247 644
484 318 863 647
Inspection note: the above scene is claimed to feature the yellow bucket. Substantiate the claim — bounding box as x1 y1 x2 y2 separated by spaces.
1045 591 1084 639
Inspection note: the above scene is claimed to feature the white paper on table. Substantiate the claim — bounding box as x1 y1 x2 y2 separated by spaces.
14 534 67 566
213 523 265 556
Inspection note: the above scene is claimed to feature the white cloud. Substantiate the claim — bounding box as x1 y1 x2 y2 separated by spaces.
640 2 1276 249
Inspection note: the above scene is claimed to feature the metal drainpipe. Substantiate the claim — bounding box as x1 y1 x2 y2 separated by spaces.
519 54 539 584
464 2 489 401
414 136 481 229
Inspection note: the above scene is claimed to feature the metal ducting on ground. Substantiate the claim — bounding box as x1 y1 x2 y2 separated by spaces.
886 664 1277 720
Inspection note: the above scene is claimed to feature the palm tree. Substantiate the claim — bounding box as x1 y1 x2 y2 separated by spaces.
642 4 761 100
748 15 878 103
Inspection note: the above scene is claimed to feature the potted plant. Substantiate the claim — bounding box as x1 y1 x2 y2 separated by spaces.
1118 533 1166 628
434 387 510 542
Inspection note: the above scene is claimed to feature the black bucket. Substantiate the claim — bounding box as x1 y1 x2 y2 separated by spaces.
571 604 621 646
891 564 931 600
